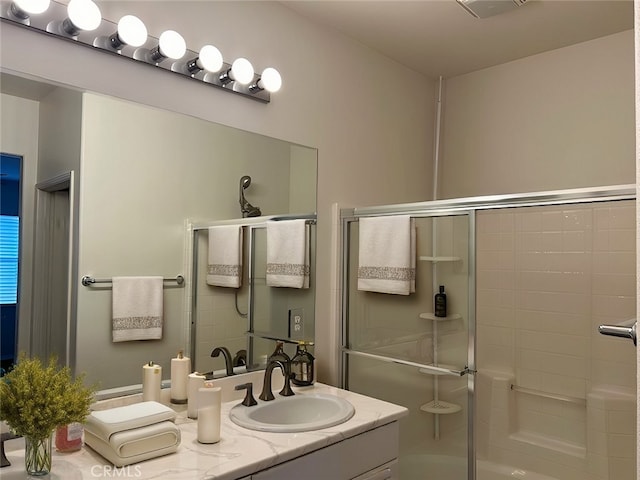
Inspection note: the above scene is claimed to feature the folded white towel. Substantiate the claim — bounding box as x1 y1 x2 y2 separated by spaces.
112 276 163 342
84 401 180 467
207 226 243 288
266 219 310 289
84 422 180 467
85 401 176 440
357 215 416 295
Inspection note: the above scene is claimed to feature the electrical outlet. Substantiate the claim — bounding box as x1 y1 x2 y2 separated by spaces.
289 308 304 340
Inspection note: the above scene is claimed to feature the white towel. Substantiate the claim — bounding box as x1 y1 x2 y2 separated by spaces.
84 421 180 466
112 276 163 342
84 401 180 467
85 402 176 439
266 219 310 289
357 216 416 295
206 226 243 288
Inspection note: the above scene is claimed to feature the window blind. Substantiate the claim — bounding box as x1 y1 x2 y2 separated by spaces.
0 216 19 304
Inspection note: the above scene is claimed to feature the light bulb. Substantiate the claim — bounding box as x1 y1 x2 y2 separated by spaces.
117 15 147 48
260 68 282 93
197 45 223 73
230 58 254 85
158 30 186 60
67 0 101 32
12 0 49 15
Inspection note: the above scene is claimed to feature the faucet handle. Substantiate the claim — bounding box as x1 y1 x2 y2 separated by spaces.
235 382 258 407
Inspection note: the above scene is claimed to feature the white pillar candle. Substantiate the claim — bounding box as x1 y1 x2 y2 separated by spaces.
187 372 206 419
170 350 191 404
197 386 222 444
142 361 162 402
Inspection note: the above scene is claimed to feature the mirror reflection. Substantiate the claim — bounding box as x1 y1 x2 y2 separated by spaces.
0 72 317 392
191 214 317 377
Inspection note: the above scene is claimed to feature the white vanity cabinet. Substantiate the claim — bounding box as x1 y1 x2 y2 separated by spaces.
1 383 407 479
250 421 399 480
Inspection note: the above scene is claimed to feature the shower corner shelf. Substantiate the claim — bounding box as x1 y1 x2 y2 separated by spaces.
420 400 462 415
419 256 461 262
419 313 461 321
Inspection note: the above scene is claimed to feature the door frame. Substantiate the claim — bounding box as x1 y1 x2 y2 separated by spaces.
32 171 76 371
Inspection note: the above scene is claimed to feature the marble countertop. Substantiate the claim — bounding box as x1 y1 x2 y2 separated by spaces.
1 382 407 479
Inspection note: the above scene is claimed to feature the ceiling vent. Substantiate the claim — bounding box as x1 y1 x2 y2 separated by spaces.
456 0 529 19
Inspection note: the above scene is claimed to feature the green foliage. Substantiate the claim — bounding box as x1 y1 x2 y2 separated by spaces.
0 353 95 441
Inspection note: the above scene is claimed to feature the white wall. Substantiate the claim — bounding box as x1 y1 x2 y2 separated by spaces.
0 1 435 384
290 144 318 213
37 87 83 182
440 30 635 199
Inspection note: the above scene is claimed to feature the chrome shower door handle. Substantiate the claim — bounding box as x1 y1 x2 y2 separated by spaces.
598 320 637 346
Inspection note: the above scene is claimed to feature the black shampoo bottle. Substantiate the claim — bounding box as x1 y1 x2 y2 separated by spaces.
434 285 447 318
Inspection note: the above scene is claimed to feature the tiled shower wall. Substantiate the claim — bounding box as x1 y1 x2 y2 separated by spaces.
475 200 636 480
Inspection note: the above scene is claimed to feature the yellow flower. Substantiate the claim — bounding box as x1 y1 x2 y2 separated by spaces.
0 353 96 441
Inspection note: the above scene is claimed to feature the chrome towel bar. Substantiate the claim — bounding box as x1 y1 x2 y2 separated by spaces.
510 384 586 406
81 275 184 287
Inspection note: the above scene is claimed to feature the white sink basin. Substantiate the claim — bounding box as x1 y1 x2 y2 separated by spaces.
229 393 355 433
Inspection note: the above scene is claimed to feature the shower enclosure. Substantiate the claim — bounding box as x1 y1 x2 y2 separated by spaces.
340 186 637 480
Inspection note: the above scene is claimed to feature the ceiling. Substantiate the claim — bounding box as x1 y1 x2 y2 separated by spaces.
281 0 634 78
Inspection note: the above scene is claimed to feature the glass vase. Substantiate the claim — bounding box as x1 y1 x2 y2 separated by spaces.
25 435 52 476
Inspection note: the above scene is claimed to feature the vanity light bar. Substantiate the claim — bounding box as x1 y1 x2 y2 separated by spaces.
0 0 280 103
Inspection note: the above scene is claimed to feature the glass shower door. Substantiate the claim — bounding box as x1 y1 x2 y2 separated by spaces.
474 199 637 480
342 212 474 480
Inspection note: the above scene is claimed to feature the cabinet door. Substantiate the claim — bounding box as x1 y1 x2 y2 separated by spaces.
351 459 397 480
252 422 399 480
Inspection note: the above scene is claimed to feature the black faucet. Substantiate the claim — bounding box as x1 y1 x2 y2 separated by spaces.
259 359 295 401
268 341 290 364
211 346 235 376
233 349 247 367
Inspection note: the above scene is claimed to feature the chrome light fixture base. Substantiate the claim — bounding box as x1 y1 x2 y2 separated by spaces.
0 0 274 103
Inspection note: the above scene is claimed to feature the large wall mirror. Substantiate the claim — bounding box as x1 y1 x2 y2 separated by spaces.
0 71 317 394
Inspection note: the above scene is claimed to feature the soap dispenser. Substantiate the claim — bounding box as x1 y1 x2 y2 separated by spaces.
291 341 315 387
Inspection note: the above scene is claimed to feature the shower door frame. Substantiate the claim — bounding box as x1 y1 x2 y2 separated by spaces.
340 184 636 480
